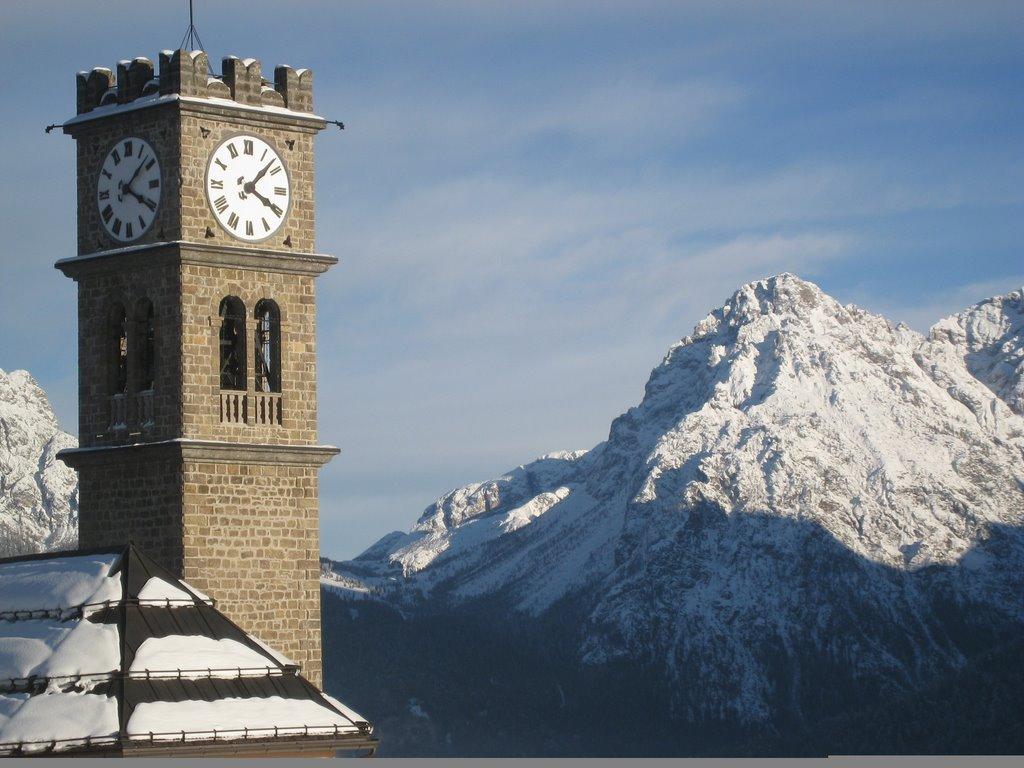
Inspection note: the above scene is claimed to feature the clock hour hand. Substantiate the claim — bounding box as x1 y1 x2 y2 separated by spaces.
122 185 158 212
248 188 284 217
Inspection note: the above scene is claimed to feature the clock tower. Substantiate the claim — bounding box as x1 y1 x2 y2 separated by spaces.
56 50 336 685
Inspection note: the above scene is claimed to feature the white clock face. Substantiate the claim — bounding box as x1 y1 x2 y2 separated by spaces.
96 137 161 242
205 134 291 242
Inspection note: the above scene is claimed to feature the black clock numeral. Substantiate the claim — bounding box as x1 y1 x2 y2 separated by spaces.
227 143 239 159
99 190 110 200
138 215 146 228
270 203 283 217
262 217 271 232
227 212 239 229
101 169 113 180
215 158 227 171
146 158 156 171
274 186 286 196
142 197 157 212
260 148 268 161
112 149 121 165
149 178 160 189
101 204 113 222
245 220 254 236
269 165 282 176
243 139 254 155
123 141 133 157
125 222 134 238
210 179 223 189
213 195 229 214
112 218 122 235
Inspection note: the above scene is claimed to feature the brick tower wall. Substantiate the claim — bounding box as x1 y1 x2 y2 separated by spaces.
76 455 185 571
181 460 323 683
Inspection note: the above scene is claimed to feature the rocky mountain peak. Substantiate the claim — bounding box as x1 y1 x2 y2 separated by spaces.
0 368 78 557
927 286 1024 415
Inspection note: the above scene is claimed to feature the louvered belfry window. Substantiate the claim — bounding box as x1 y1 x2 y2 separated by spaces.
136 298 156 391
219 296 247 391
110 303 128 395
254 299 281 393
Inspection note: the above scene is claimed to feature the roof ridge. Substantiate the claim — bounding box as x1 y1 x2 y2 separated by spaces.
0 544 126 566
0 596 215 623
0 719 376 757
1 665 301 695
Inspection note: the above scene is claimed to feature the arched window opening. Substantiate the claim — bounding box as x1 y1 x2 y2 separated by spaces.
219 297 247 391
254 299 281 393
135 298 156 392
109 303 128 396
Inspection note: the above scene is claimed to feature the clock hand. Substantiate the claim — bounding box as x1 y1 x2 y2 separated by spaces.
248 188 284 216
122 185 158 212
119 159 147 201
249 159 275 187
239 160 276 199
122 186 144 204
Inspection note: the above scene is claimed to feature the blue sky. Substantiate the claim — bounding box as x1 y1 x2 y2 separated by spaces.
1 1 1021 558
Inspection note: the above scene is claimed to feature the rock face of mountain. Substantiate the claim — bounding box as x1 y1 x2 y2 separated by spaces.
326 275 1024 751
0 368 77 557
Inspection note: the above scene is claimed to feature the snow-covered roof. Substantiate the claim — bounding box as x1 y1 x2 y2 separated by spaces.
0 545 375 756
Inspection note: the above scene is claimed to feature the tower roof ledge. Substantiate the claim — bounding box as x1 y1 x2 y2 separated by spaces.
63 92 326 132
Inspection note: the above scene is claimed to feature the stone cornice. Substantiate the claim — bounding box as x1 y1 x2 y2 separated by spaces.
55 240 338 279
58 439 341 469
63 93 326 136
177 96 327 133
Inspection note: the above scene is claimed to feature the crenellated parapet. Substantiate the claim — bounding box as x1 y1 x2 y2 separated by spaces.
75 50 315 115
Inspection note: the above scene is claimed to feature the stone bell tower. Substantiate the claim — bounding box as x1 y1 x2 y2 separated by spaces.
56 50 336 685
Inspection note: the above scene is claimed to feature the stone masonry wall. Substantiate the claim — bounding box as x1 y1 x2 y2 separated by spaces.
77 455 185 571
180 459 323 685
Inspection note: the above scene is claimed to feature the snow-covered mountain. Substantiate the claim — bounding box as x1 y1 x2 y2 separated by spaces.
0 368 77 557
331 274 1024 727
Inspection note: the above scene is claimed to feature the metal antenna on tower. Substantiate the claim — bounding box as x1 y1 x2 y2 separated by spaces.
179 0 209 54
178 0 214 74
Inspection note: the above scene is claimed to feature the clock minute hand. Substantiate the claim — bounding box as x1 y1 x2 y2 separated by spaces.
120 159 147 199
244 160 275 193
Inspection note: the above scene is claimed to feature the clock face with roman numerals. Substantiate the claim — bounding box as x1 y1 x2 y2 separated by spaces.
205 134 290 242
96 137 162 243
